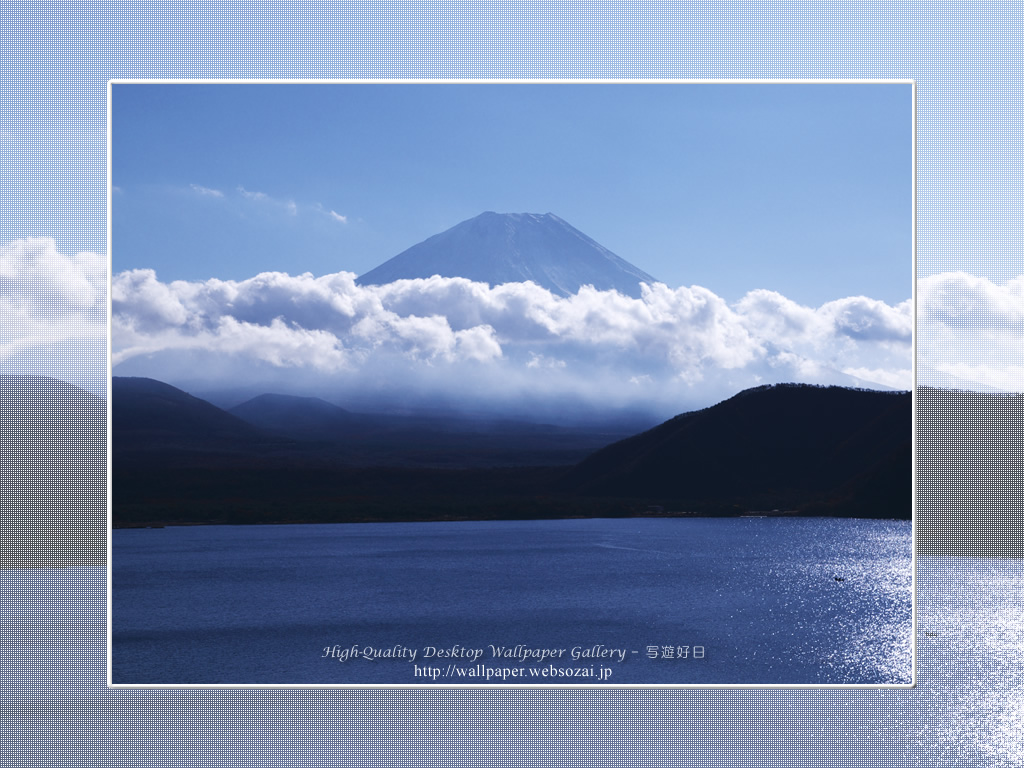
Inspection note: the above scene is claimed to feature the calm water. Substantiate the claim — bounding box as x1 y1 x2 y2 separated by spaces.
111 517 912 686
112 518 913 684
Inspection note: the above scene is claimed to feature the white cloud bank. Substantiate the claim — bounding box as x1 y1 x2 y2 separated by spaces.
917 271 1024 392
1 237 107 391
112 264 915 415
22 237 1024 412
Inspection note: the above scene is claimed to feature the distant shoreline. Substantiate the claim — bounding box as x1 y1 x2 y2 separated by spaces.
112 507 912 530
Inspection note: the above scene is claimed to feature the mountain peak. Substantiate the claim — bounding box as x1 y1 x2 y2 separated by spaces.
357 212 659 298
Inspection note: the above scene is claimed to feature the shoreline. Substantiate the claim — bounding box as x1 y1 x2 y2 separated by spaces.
112 507 911 529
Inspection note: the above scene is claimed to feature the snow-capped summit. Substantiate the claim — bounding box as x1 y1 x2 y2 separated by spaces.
356 211 659 298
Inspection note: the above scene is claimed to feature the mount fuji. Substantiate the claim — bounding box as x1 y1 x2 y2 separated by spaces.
356 211 660 298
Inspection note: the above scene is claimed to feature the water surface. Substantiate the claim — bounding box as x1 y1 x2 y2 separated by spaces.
111 517 912 685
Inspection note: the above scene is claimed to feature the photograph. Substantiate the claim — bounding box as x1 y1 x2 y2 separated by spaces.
2 4 1023 766
108 82 913 686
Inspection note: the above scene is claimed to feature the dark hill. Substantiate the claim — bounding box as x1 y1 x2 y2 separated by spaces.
112 376 282 462
0 376 106 566
229 393 363 440
113 377 639 470
356 211 659 298
111 378 914 528
113 376 265 440
560 383 911 518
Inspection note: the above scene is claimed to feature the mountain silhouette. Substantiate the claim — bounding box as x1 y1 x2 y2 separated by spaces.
229 393 363 440
356 211 659 298
113 376 913 527
560 383 911 518
113 377 639 470
113 376 266 443
1 375 106 565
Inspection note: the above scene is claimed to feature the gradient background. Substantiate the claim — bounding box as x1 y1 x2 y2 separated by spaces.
2 4 1022 767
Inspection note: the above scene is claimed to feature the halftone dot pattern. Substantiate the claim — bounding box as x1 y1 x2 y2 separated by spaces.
918 386 1024 558
2 1 1024 766
0 377 106 572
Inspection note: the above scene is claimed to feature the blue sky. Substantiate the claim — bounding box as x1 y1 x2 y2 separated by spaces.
112 82 912 306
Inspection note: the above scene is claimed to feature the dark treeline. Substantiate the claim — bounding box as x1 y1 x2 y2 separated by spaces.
14 373 1021 557
113 378 913 528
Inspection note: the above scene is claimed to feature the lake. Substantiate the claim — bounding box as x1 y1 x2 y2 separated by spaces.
111 516 913 686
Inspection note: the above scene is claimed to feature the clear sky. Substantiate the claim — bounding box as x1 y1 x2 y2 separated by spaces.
111 82 912 306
